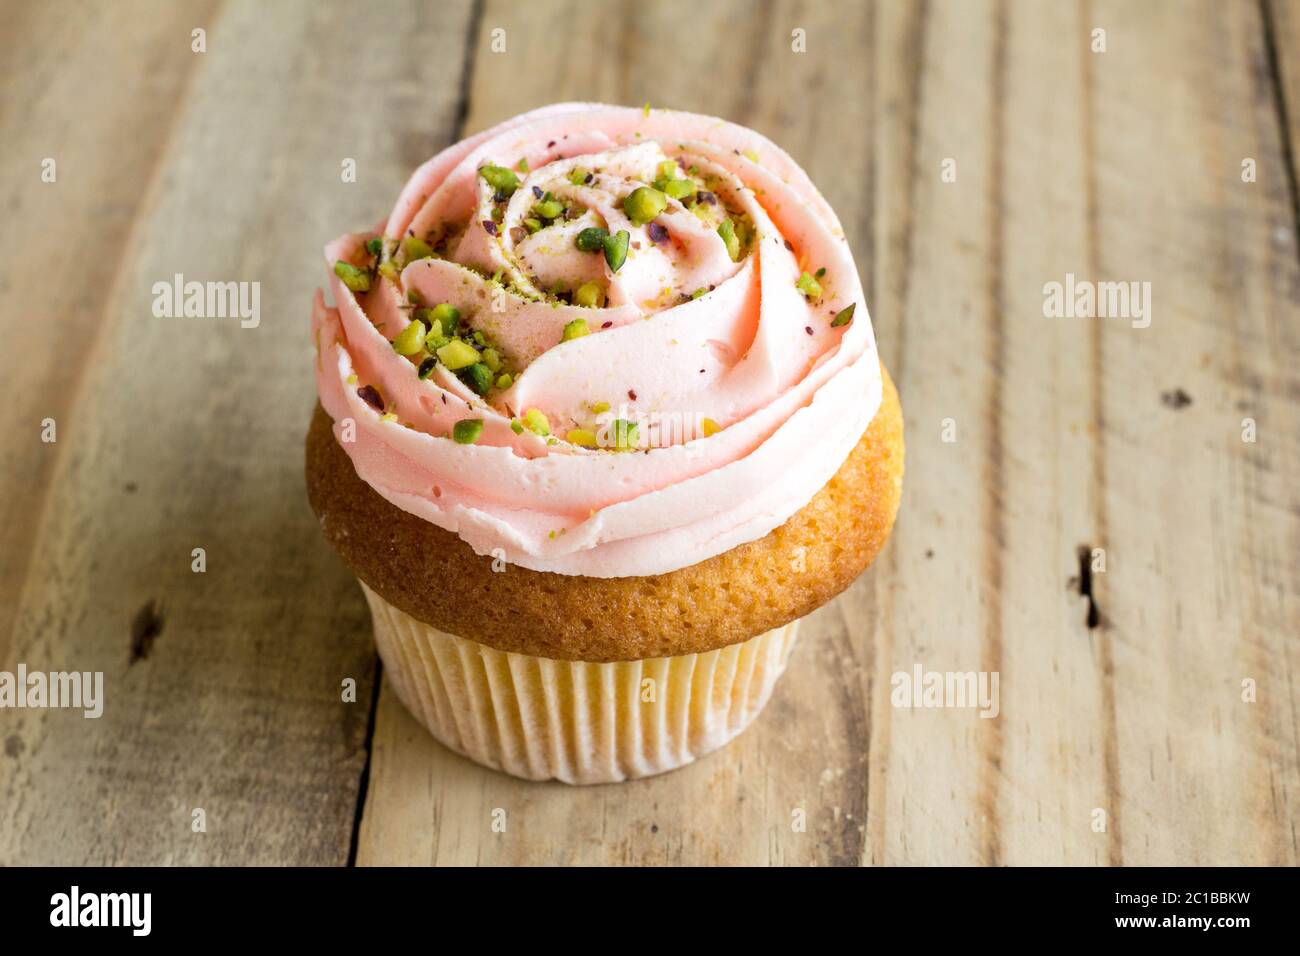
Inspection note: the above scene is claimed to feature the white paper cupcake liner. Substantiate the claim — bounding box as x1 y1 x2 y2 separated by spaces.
360 582 800 784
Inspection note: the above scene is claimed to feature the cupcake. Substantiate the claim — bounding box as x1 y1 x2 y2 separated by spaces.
307 103 903 784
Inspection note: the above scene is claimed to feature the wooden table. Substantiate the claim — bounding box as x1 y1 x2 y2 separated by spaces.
1 0 1296 866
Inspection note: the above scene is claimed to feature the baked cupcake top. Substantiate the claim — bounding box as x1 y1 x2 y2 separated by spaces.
312 103 881 577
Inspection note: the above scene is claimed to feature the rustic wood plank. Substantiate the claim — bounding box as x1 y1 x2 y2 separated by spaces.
867 0 1300 865
356 0 879 866
1265 0 1300 210
0 0 219 673
0 0 475 864
1080 0 1299 864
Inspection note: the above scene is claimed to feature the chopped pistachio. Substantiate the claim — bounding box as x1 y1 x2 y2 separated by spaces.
573 283 604 309
568 166 590 186
333 260 372 292
436 338 481 370
452 419 484 444
566 428 598 448
524 217 543 233
563 316 592 339
495 373 513 389
365 237 383 257
831 303 856 327
662 178 696 200
482 347 501 372
523 408 550 436
346 373 358 385
742 148 760 163
377 260 400 281
402 236 433 261
717 219 740 261
393 319 427 356
515 157 530 172
702 417 721 437
431 303 460 335
624 186 667 225
795 271 822 299
461 362 493 395
381 411 398 423
643 101 651 116
604 230 630 272
534 199 564 220
510 418 525 435
815 266 826 278
656 160 679 181
417 357 437 380
691 287 708 299
479 164 518 196
610 418 639 450
591 400 610 414
575 226 609 253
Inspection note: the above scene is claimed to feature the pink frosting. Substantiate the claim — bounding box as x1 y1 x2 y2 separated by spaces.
312 103 881 577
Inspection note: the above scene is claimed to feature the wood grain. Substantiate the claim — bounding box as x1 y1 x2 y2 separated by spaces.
1 0 1296 866
0 0 475 865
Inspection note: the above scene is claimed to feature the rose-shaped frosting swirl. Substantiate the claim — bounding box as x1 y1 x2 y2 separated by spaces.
313 103 882 577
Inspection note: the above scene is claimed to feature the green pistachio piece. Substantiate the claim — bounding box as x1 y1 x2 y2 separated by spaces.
575 226 609 252
610 418 639 451
523 408 550 436
563 317 592 340
479 164 519 196
461 362 493 395
333 260 372 292
624 186 667 226
393 319 427 356
569 166 590 186
430 303 460 336
656 160 679 181
795 271 822 299
573 283 604 309
496 373 513 390
534 199 564 220
717 219 740 261
831 303 856 327
436 338 481 370
452 419 484 444
604 230 630 272
402 236 433 261
377 260 400 282
524 218 543 233
567 428 598 448
482 347 501 372
510 418 525 435
662 178 696 200
365 237 383 257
